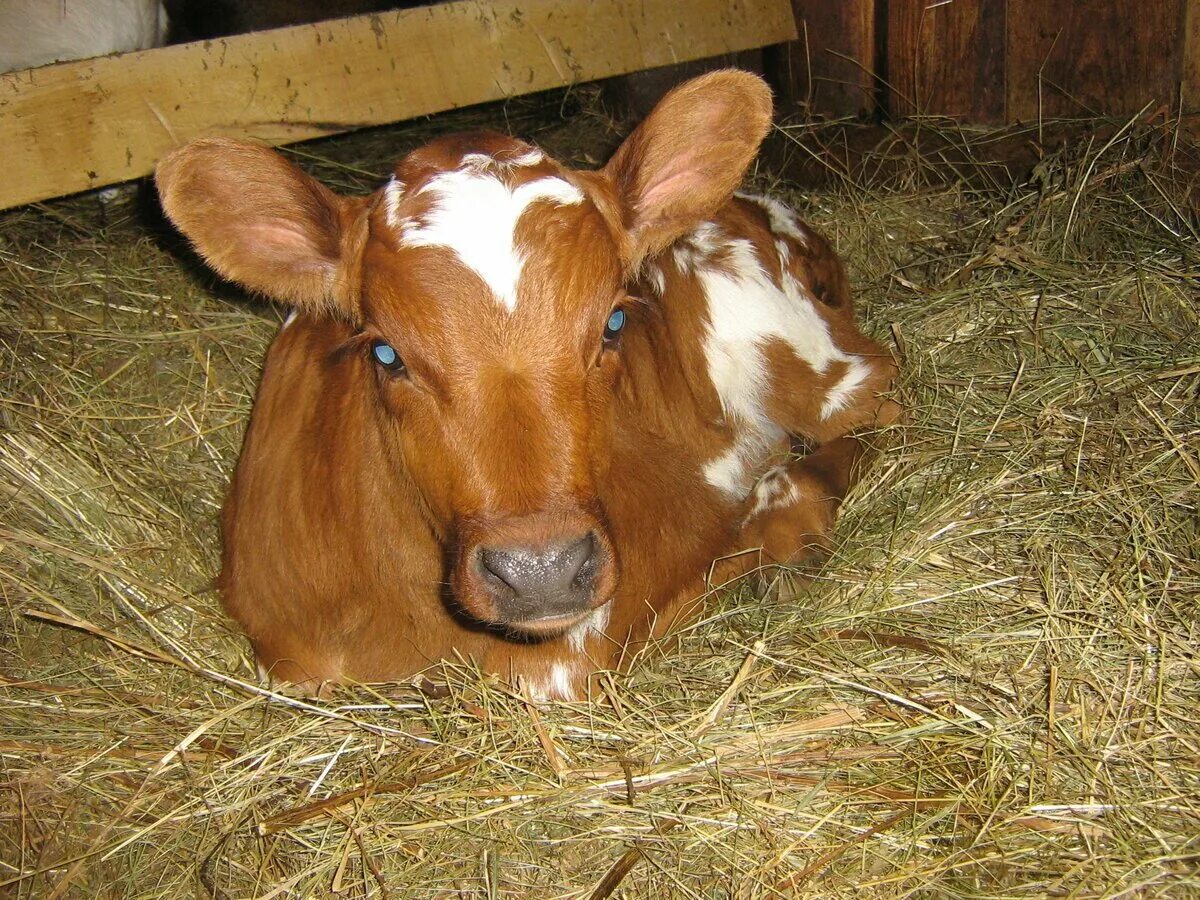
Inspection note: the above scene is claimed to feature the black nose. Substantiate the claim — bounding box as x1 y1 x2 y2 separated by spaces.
477 532 598 622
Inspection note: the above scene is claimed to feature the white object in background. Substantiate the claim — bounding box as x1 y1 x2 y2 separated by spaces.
0 0 167 74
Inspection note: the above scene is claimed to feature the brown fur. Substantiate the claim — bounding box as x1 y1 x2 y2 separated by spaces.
155 71 899 698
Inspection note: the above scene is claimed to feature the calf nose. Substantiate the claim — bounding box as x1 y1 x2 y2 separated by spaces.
477 532 598 622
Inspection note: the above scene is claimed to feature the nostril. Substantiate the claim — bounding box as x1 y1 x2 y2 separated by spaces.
562 532 596 587
477 546 530 595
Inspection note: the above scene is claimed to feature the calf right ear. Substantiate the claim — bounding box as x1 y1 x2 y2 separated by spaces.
156 138 362 315
603 70 773 270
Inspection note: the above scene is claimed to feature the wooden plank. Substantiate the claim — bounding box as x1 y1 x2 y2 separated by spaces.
1006 0 1182 122
886 0 1006 122
767 0 877 119
0 0 797 210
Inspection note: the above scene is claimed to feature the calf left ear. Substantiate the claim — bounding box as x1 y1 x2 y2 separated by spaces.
603 70 773 269
156 138 363 316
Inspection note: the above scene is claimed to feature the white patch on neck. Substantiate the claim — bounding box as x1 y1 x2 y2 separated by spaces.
461 148 546 170
280 308 299 331
548 662 575 699
524 659 581 701
523 604 610 701
821 357 871 419
673 220 726 273
693 226 864 497
398 167 582 312
510 148 546 167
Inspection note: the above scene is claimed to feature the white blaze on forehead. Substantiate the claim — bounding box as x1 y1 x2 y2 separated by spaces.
395 165 583 312
693 224 866 497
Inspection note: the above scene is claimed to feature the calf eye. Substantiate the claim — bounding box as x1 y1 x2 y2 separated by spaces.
602 308 626 346
371 340 405 374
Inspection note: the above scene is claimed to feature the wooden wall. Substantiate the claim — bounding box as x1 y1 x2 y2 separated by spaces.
775 0 1197 123
613 0 1192 125
764 2 878 118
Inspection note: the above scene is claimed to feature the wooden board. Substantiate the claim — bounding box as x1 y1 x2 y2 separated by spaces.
886 0 1006 122
1006 0 1182 122
0 0 796 210
770 0 877 118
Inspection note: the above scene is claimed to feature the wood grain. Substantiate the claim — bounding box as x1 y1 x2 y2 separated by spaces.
0 0 796 209
886 0 1006 122
1006 0 1182 122
1183 0 1200 114
769 0 877 118
601 50 767 123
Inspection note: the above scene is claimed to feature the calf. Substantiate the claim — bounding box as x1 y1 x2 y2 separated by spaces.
156 71 899 699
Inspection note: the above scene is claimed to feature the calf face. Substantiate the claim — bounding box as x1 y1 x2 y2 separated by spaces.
360 131 625 632
156 70 897 696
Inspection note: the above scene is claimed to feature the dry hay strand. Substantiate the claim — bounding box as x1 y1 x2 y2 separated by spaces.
1 97 1197 898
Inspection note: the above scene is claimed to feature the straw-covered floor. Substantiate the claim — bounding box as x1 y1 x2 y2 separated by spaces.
1 91 1197 897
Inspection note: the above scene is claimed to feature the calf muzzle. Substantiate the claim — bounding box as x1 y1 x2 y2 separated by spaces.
477 531 599 628
454 508 616 633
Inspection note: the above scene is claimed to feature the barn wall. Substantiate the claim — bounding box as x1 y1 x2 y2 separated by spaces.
773 0 1195 123
1005 0 1185 121
767 1 877 117
885 0 1006 121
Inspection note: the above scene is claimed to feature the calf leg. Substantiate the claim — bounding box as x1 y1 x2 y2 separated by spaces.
617 435 884 670
252 634 344 697
746 341 902 567
737 436 873 567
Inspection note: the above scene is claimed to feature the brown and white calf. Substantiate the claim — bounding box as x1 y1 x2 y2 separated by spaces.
156 71 899 699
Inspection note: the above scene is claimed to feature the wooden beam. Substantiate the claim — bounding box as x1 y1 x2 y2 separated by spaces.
0 0 796 210
602 51 768 123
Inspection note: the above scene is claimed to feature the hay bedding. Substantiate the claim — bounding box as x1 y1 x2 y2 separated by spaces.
0 89 1197 896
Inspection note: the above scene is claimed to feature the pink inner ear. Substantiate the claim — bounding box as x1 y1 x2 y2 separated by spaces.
638 167 701 213
244 220 332 270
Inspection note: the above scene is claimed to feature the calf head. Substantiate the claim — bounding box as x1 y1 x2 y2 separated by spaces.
156 70 773 636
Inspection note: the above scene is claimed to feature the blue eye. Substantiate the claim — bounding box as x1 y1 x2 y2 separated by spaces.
603 308 626 343
371 340 404 373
